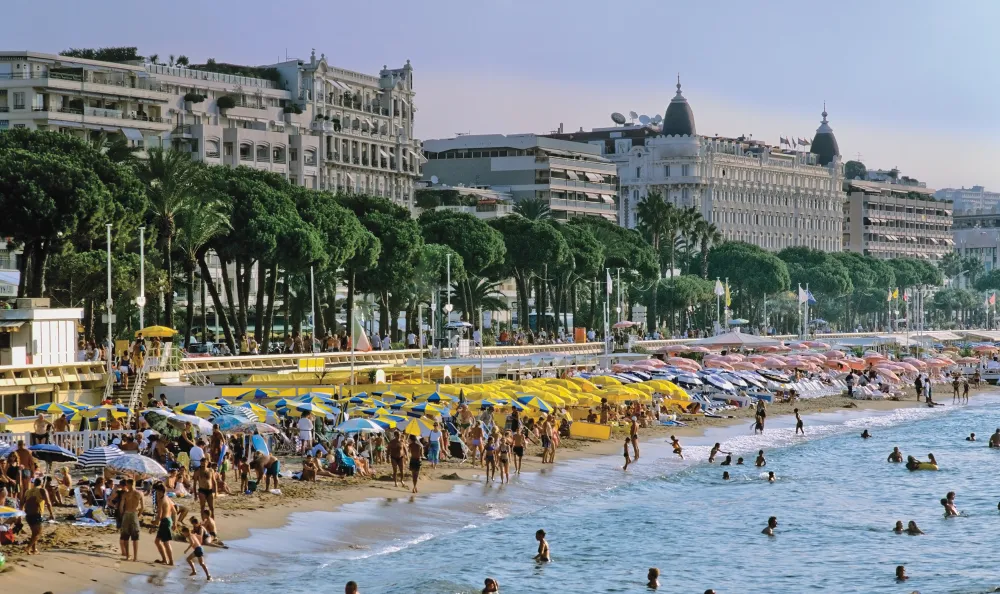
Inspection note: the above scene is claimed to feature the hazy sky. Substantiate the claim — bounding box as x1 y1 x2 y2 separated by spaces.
8 0 1000 190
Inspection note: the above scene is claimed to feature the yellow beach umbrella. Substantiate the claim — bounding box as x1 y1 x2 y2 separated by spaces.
397 417 435 437
0 413 11 424
174 402 220 418
568 377 598 392
237 402 269 421
136 325 177 338
589 375 622 386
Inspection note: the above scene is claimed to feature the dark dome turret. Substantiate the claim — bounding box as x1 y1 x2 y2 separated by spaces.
662 76 696 136
811 104 840 166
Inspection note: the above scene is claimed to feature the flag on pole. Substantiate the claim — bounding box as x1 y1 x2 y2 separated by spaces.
991 293 997 306
714 279 724 297
724 281 731 307
797 284 807 304
807 290 817 305
891 288 899 300
353 315 372 352
606 269 613 295
902 290 909 303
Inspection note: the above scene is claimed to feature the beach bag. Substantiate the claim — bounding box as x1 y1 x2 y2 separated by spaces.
247 479 258 494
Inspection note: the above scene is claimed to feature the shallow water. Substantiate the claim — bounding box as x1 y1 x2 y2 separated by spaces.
135 395 1000 593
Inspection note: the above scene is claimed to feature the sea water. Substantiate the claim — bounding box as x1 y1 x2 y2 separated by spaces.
135 395 1000 593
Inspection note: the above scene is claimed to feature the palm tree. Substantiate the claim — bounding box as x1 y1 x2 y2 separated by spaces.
694 219 723 279
89 131 137 164
175 198 230 344
134 147 199 328
635 191 673 330
514 197 552 220
453 277 509 319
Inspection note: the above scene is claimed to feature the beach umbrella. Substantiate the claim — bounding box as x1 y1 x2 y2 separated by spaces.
28 402 78 415
237 402 269 421
252 422 280 435
515 395 554 413
588 375 622 386
396 417 434 437
214 405 257 422
236 389 279 402
166 413 213 435
0 506 24 520
107 454 168 480
174 402 220 418
214 414 255 433
376 413 409 424
686 346 712 354
415 391 457 403
295 394 339 407
136 325 177 338
613 320 638 329
266 398 301 410
803 341 831 350
289 402 335 417
727 318 750 325
0 443 14 459
401 402 445 418
464 399 499 411
142 409 181 438
956 356 979 364
379 391 410 402
335 418 385 434
823 350 845 359
84 403 130 417
61 400 91 409
351 407 385 417
973 344 997 353
0 413 11 425
77 445 124 470
655 345 689 354
202 398 232 407
29 443 78 465
372 418 397 430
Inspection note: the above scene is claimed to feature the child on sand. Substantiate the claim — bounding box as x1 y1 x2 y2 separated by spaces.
181 525 211 580
622 438 632 471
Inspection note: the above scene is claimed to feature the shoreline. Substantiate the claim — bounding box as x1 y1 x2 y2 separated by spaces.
0 389 976 593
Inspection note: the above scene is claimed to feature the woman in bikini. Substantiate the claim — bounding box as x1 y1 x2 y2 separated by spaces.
484 436 497 483
498 432 512 484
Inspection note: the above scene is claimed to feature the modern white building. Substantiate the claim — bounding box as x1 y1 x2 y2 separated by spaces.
618 81 846 251
843 179 953 261
953 206 1000 282
415 183 514 219
421 134 619 221
936 185 1000 211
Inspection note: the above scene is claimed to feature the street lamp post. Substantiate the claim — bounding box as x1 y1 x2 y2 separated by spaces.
105 224 113 376
137 226 145 331
309 265 317 353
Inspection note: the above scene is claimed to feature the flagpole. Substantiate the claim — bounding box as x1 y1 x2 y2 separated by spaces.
604 268 610 356
805 283 810 338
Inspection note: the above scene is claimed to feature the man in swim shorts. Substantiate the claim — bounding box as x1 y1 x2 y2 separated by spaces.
762 516 777 536
152 482 175 565
119 478 144 561
990 429 1000 448
408 434 423 494
469 423 485 466
887 447 903 463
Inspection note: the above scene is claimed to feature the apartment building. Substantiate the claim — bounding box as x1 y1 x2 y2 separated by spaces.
618 82 845 251
843 179 953 260
415 183 514 220
935 185 1000 211
953 206 1000 281
421 134 619 221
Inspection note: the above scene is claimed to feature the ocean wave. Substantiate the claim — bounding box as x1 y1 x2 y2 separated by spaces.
349 532 436 559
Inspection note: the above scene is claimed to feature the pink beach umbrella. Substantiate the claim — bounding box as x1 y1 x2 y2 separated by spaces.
686 346 712 354
655 345 689 355
823 350 845 359
732 361 760 371
704 360 735 371
878 369 901 383
826 360 852 372
803 341 831 349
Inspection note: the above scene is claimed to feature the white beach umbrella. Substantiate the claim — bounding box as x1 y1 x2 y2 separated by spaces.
106 454 168 480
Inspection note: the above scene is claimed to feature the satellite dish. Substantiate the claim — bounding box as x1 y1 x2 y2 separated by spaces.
652 114 662 124
638 115 650 125
629 111 639 120
611 112 627 125
430 175 439 184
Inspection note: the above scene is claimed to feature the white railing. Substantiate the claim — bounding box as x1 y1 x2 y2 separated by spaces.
2 430 134 454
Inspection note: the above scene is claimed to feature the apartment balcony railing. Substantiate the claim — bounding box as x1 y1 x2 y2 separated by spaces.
205 151 220 158
0 107 7 112
549 197 617 213
548 178 617 192
54 106 171 124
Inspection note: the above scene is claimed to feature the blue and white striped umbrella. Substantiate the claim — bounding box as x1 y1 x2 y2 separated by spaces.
334 418 384 434
214 405 257 423
77 445 124 470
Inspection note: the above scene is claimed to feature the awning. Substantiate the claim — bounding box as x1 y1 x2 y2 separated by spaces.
398 96 408 106
0 321 24 332
338 82 354 93
928 238 938 244
345 173 355 185
943 238 955 245
565 170 579 181
601 195 615 204
378 148 389 160
584 192 601 200
121 128 143 141
584 172 603 183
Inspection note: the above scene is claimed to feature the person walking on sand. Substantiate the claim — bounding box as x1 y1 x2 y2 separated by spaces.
408 434 423 494
794 408 804 435
22 477 53 555
629 416 640 459
498 432 512 484
469 423 485 467
534 529 550 562
622 437 632 471
152 482 175 565
914 374 923 402
709 443 730 463
670 435 684 460
388 431 404 487
119 478 144 561
512 428 532 474
194 464 217 518
181 525 212 580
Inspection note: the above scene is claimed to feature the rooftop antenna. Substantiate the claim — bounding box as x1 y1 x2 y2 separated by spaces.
638 115 651 125
610 112 627 126
652 114 662 124
628 111 639 124
430 175 439 185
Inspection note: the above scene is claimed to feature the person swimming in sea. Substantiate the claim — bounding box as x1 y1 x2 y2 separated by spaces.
942 497 959 517
905 455 922 471
887 447 903 463
709 443 730 463
722 471 730 481
893 520 904 534
646 567 660 589
927 453 938 467
767 471 775 483
534 529 550 562
990 429 1000 448
967 433 977 442
720 454 732 466
895 565 908 582
755 450 766 467
670 435 684 460
736 457 745 465
761 516 777 536
861 429 871 439
482 577 499 593
906 520 924 535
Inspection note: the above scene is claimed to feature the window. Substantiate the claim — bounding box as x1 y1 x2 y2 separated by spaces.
239 143 252 161
12 92 24 109
273 147 286 163
206 140 220 158
256 144 270 162
12 124 25 129
289 148 298 162
0 120 7 130
224 142 233 157
304 150 317 166
636 166 641 178
665 165 671 178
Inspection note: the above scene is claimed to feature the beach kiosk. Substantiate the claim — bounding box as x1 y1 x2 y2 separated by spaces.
0 298 83 366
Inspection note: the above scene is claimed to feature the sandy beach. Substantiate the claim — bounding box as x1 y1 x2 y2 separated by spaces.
0 388 960 593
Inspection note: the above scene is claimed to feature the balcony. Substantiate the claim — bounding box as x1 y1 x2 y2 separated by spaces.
548 178 617 193
549 197 617 214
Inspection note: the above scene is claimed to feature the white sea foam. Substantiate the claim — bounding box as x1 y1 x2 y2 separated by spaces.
348 532 435 559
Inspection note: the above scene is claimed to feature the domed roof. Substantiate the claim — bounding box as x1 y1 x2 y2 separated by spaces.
662 76 696 137
811 104 840 166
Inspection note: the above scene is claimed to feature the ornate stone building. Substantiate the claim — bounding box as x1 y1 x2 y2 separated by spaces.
620 81 846 252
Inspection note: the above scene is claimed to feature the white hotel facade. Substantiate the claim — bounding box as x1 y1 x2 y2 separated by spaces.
619 82 846 252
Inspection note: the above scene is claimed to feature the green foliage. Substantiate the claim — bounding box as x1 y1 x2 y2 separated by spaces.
489 216 570 325
568 217 657 281
414 189 485 209
60 47 142 63
417 210 506 276
183 92 206 103
512 197 552 220
708 242 789 324
192 60 282 84
844 160 866 180
777 246 852 296
282 104 303 114
216 96 237 110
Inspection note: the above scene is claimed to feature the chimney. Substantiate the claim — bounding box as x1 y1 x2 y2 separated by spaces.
558 122 564 134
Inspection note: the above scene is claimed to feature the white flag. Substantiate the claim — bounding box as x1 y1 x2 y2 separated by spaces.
606 269 613 295
714 279 724 296
797 284 808 304
352 314 372 352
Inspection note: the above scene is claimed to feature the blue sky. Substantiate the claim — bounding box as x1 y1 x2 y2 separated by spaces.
9 0 1000 189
